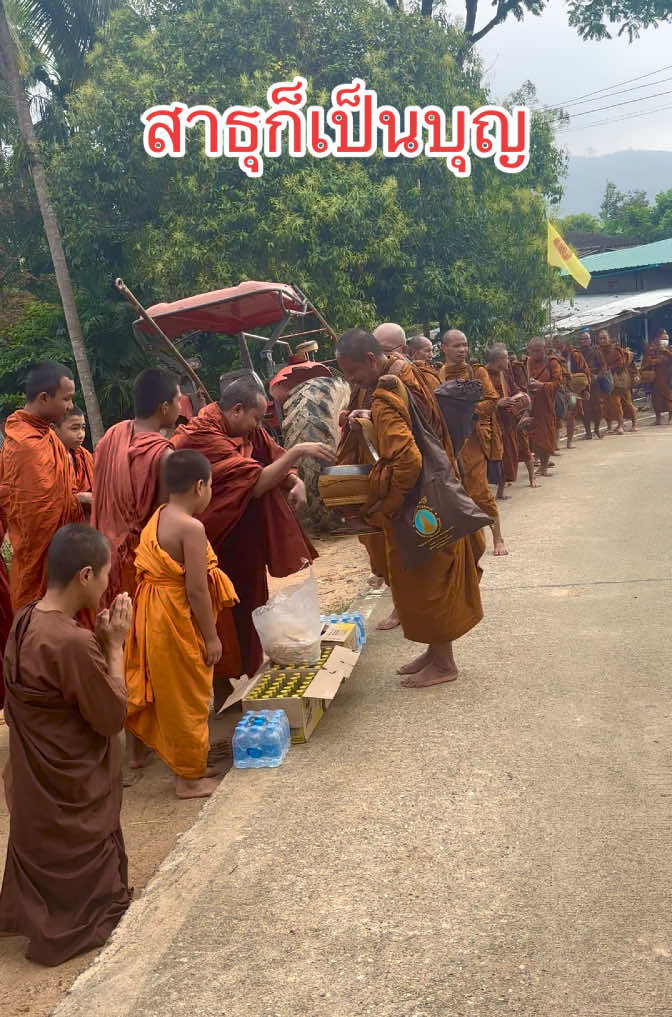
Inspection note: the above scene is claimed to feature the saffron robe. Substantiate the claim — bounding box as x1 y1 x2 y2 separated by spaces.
641 345 672 413
527 358 562 455
365 361 484 644
0 411 83 611
173 403 316 681
125 509 237 778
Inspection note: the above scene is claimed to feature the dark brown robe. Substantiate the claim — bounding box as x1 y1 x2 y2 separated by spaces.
0 605 131 966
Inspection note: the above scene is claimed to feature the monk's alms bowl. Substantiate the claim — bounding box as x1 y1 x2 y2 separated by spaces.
318 464 380 536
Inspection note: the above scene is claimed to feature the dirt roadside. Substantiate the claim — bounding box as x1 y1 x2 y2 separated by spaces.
0 534 370 1017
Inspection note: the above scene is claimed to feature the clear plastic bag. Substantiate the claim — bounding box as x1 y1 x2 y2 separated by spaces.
252 571 322 665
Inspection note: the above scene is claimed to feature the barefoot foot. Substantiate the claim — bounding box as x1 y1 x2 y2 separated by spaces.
401 660 458 688
493 540 509 556
397 649 432 675
376 608 400 631
175 776 222 800
367 573 385 589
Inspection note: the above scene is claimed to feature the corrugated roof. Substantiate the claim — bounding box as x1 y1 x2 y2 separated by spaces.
551 288 672 332
578 237 672 274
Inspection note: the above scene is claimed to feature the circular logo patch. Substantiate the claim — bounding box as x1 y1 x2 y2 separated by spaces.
414 507 439 536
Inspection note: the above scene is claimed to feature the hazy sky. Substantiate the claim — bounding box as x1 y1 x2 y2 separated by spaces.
443 0 672 155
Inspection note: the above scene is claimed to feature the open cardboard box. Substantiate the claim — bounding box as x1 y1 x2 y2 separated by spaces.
221 642 360 743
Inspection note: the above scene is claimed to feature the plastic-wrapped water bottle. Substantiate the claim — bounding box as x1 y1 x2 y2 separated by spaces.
341 612 366 650
233 710 290 769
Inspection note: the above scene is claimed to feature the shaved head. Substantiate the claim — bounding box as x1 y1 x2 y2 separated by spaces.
441 328 469 366
528 336 545 361
373 322 406 354
336 328 387 388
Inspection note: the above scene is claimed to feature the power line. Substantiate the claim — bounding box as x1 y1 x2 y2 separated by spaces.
541 63 672 110
556 99 672 133
553 86 672 120
560 75 672 109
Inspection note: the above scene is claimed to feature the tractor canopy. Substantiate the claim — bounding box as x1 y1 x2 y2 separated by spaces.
133 281 307 339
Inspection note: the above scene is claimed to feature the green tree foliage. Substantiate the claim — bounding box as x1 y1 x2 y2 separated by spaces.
557 212 602 233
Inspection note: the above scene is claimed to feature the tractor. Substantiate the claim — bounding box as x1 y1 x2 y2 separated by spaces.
115 279 350 530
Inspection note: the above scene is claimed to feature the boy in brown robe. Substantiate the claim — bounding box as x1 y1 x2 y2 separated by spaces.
0 524 132 966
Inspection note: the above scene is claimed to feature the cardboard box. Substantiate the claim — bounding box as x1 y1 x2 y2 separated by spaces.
239 644 360 743
320 621 359 651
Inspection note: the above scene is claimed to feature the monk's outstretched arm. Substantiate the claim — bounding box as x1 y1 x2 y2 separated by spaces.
252 442 335 497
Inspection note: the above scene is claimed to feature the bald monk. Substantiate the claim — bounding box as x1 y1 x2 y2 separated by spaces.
336 328 485 688
578 331 607 439
125 451 237 799
560 337 591 447
55 406 94 518
439 329 508 556
92 368 181 606
0 361 84 611
407 334 434 365
0 524 132 966
373 321 408 358
641 329 672 425
485 343 537 492
173 370 335 703
526 337 563 475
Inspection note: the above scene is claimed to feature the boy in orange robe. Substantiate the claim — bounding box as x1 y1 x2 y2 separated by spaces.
125 451 237 799
92 369 181 607
0 362 84 610
172 371 334 702
54 406 94 517
439 330 508 557
337 329 485 689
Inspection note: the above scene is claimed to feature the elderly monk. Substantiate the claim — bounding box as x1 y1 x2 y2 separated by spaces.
92 368 181 607
373 321 408 358
485 343 537 493
560 337 591 446
578 331 607 439
527 337 563 476
173 370 335 701
641 328 672 425
0 525 132 966
0 361 84 611
336 328 485 688
439 329 508 556
407 334 434 365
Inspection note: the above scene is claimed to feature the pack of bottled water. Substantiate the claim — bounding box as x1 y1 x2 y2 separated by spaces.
319 611 367 651
233 710 291 769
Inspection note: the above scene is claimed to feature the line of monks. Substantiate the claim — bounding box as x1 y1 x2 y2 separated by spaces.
0 318 671 968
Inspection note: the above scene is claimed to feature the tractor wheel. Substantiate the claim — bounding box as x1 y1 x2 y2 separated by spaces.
282 375 351 534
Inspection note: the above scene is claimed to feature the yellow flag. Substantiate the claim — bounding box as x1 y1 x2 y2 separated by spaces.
547 222 591 289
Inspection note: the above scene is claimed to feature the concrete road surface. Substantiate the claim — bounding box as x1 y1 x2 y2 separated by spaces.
55 420 672 1017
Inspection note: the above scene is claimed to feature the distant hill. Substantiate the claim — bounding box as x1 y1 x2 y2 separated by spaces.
559 150 672 216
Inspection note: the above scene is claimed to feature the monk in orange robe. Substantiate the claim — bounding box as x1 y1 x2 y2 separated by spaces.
640 329 672 425
485 343 537 491
578 332 607 439
0 361 84 611
594 330 626 435
439 329 508 556
559 339 591 446
92 368 181 607
172 370 335 704
336 328 485 689
54 406 94 519
125 451 237 799
526 337 563 475
0 512 13 709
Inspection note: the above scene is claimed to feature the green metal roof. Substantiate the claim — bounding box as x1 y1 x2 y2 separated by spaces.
578 237 672 275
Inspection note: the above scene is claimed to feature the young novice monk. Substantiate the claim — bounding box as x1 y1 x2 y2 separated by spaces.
124 450 237 800
54 406 94 516
0 524 132 966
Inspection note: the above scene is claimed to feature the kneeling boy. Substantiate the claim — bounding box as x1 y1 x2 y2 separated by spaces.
124 450 237 799
0 525 132 965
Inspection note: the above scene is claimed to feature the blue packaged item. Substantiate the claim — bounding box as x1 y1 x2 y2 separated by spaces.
233 710 290 769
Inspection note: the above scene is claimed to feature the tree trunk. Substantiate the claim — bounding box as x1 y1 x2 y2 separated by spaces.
0 1 104 445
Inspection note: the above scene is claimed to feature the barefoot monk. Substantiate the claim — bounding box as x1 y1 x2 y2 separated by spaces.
336 328 485 689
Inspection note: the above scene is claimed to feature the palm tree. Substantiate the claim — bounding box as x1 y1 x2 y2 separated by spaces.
0 1 121 443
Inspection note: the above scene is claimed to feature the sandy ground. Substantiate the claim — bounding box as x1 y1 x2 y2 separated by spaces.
0 533 370 1017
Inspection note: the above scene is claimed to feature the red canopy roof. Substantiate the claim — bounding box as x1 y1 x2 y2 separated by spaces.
133 281 307 339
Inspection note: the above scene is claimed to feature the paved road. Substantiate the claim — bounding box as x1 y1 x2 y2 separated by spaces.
56 420 672 1017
